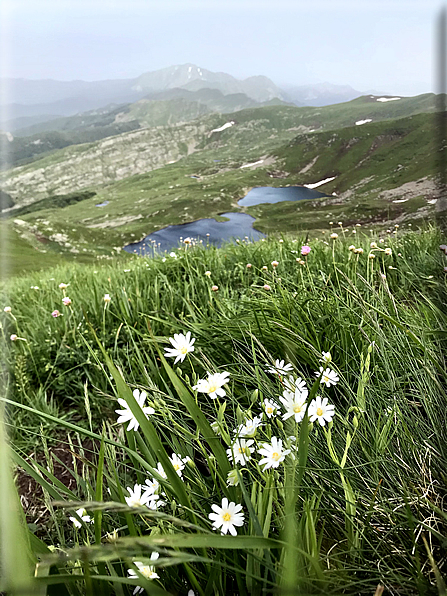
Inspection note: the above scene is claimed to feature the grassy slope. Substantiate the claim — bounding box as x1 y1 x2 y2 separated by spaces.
1 228 446 594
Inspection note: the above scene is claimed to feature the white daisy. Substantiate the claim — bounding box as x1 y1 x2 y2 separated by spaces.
115 389 155 432
193 371 230 399
265 359 293 376
164 332 195 364
125 484 159 509
143 477 160 496
283 375 307 394
263 398 279 418
69 507 93 528
234 416 262 438
258 437 291 471
155 462 167 480
308 396 335 426
128 553 160 593
319 351 332 365
279 389 308 423
226 439 254 465
316 367 339 387
209 497 245 536
169 453 185 477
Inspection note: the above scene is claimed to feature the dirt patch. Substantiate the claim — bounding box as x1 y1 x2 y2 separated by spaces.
86 214 144 229
378 177 438 202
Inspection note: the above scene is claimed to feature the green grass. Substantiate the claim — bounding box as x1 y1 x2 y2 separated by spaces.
1 226 446 595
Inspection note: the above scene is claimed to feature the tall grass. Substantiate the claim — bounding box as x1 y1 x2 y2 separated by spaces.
0 226 446 595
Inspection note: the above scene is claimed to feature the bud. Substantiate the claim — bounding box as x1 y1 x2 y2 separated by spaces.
227 470 239 486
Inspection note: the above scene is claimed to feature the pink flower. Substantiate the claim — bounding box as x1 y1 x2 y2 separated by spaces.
52 310 61 317
62 297 72 306
301 245 311 256
212 285 218 292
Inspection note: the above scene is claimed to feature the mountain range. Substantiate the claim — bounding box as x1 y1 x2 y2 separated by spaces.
0 63 374 132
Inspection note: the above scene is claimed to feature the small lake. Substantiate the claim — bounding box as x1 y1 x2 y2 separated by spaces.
123 212 264 255
238 186 327 207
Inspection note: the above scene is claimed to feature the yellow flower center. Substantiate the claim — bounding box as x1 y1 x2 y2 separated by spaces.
208 385 217 394
173 464 180 470
323 375 329 383
223 512 231 521
267 407 273 413
293 404 302 413
272 452 280 461
238 447 246 453
180 346 188 354
316 407 323 416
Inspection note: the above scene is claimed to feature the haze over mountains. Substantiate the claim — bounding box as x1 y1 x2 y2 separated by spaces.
0 63 375 132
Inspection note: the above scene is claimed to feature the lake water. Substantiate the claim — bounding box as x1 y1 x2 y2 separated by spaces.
123 212 264 255
238 185 327 207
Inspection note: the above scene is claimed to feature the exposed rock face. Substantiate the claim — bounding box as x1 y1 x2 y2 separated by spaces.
0 121 208 205
0 189 14 210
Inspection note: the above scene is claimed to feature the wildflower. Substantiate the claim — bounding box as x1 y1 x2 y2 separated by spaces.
319 351 332 365
227 438 254 465
125 484 159 509
104 529 119 543
103 294 111 303
348 245 356 251
283 375 307 394
263 284 271 290
301 245 311 255
330 233 338 240
211 285 219 291
297 259 306 265
62 297 71 306
271 260 279 268
384 247 392 256
193 371 230 399
262 265 268 271
316 367 339 387
235 416 262 438
183 237 191 245
31 286 39 290
3 306 11 313
444 267 447 273
263 398 279 418
338 221 342 226
10 334 18 341
209 498 245 536
354 248 364 254
258 437 291 471
169 251 177 258
379 238 385 243
58 283 68 289
155 462 167 480
128 553 160 592
369 253 375 259
265 359 293 376
227 470 239 486
246 263 252 269
279 389 308 423
329 221 333 225
308 395 335 426
439 244 447 253
205 271 211 277
69 508 93 528
279 239 284 243
164 331 195 364
115 389 155 432
143 478 160 495
356 223 362 227
169 453 185 477
51 310 61 317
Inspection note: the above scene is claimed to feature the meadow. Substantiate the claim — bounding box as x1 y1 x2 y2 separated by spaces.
1 224 446 595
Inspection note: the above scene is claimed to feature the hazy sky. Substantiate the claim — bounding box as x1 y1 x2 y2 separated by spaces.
1 0 446 95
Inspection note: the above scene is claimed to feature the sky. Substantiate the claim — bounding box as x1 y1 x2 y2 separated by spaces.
1 0 446 96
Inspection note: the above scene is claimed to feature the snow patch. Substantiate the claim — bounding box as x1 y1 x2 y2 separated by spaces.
392 198 409 203
376 97 401 102
240 160 264 169
427 198 438 204
210 121 234 133
303 176 336 189
355 119 372 126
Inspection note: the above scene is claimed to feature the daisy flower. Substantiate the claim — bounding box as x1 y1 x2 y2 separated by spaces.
164 331 195 364
209 498 245 536
279 390 308 423
169 453 185 477
258 437 291 471
283 375 307 393
143 477 160 496
265 359 293 376
128 553 160 594
308 395 335 426
234 416 262 438
263 398 279 418
3 306 11 313
155 462 167 480
226 439 254 465
193 371 230 399
103 294 111 303
69 507 93 528
115 389 155 432
125 484 159 509
316 367 339 387
319 351 332 365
